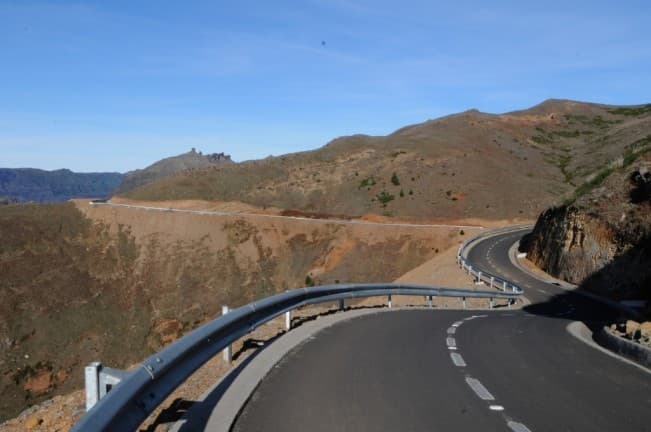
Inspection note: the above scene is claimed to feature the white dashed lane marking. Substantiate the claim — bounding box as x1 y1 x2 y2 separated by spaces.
450 352 466 367
489 405 505 411
446 337 457 348
447 327 457 334
507 421 533 432
465 377 495 401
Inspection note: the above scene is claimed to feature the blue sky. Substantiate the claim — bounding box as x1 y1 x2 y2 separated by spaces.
1 0 650 172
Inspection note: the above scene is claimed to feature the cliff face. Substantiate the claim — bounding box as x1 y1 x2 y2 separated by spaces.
522 156 651 303
524 206 618 284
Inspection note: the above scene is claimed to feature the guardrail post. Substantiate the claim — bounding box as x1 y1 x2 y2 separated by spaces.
468 265 472 275
503 281 507 291
427 295 432 308
512 285 516 293
285 310 291 330
85 362 101 411
477 271 482 284
508 299 512 309
388 295 392 309
222 306 232 364
489 298 493 310
490 276 494 290
338 298 344 311
462 297 466 309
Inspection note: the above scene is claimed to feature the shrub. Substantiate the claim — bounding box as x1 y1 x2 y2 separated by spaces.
359 176 376 189
305 275 315 287
376 191 395 207
391 172 400 186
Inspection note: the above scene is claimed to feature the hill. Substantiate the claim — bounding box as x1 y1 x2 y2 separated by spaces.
0 169 123 203
120 100 651 220
114 148 233 194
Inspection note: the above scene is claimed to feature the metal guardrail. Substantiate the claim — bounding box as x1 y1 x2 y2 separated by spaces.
456 224 533 294
72 285 521 431
72 226 529 431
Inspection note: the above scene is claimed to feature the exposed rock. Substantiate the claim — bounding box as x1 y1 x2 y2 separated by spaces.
521 158 651 306
625 320 641 338
152 318 184 347
640 321 651 339
23 371 52 394
24 416 41 430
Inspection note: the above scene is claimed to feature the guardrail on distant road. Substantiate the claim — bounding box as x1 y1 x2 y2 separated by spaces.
456 224 533 294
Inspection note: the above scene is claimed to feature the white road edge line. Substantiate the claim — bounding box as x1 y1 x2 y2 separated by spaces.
465 377 495 401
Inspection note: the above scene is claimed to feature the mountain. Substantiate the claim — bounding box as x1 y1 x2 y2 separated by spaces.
0 168 123 203
119 100 651 221
114 148 233 194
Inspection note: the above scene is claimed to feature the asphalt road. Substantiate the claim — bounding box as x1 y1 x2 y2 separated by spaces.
231 230 651 431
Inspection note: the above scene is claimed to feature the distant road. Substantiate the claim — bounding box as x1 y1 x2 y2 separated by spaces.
89 200 484 230
230 229 651 432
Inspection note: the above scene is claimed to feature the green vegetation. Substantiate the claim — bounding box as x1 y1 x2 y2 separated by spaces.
563 114 622 129
623 135 651 166
376 190 395 207
391 172 400 186
607 104 651 116
305 274 315 287
564 136 651 205
399 189 405 197
558 154 573 185
554 130 580 138
460 230 465 236
531 129 553 144
408 189 413 195
358 176 376 189
568 167 615 204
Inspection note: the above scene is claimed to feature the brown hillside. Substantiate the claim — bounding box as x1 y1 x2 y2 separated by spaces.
120 100 651 220
0 200 472 422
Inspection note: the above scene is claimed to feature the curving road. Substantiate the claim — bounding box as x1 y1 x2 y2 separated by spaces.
230 229 651 432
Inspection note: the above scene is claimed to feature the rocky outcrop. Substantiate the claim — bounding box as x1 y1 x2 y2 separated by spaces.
523 206 618 284
521 158 651 306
